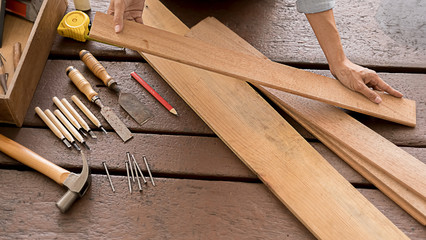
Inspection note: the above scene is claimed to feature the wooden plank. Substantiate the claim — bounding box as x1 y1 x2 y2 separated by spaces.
1 170 424 239
89 12 416 127
188 16 426 224
136 0 408 238
50 0 426 69
19 60 426 146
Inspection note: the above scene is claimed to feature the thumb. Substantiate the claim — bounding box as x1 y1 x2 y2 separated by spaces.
113 0 125 33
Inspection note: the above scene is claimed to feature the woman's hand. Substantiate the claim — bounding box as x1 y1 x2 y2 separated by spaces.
330 58 403 103
108 0 146 33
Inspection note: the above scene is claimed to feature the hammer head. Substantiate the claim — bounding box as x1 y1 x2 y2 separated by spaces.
56 151 91 213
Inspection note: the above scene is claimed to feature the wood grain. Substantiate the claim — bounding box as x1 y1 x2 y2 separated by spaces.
50 0 426 70
189 16 426 224
89 12 417 127
1 170 424 239
133 0 409 238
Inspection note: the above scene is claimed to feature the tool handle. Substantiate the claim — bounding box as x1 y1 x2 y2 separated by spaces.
79 50 115 87
45 109 75 143
54 109 84 143
61 98 90 131
0 134 70 185
35 107 64 140
13 42 22 71
66 66 98 102
53 97 82 130
71 95 102 128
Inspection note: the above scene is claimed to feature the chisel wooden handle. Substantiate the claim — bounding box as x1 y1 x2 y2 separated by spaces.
13 42 22 71
79 50 115 87
45 109 75 143
66 66 98 102
0 134 70 185
54 109 84 143
61 98 90 132
71 95 101 128
35 107 64 140
53 96 82 131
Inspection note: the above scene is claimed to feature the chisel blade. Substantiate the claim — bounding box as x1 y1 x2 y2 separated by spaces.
119 92 153 125
101 106 133 142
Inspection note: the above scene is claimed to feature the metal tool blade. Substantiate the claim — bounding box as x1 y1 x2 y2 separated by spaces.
100 106 133 142
119 92 153 125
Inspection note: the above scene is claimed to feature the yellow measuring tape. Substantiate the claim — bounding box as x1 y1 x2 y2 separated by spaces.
57 11 122 48
57 11 92 42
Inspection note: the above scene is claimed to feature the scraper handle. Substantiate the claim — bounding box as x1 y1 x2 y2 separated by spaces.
66 66 98 102
79 50 115 87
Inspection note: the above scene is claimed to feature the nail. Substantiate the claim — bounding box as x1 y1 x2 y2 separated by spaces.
115 25 121 33
374 96 382 104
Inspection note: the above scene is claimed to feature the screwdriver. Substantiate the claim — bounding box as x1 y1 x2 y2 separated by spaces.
35 107 72 148
54 109 91 150
44 109 81 151
61 98 97 139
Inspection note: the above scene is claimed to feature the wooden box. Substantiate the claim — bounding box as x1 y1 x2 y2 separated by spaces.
0 0 67 126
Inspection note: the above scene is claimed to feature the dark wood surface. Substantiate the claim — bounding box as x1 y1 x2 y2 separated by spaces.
1 0 425 238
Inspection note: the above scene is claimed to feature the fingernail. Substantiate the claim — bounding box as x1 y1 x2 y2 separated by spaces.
115 25 121 33
374 96 382 104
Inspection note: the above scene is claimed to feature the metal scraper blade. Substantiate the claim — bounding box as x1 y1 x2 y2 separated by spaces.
101 107 133 142
119 93 153 125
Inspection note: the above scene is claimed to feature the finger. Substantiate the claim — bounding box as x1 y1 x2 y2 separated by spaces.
113 0 125 33
353 81 382 104
375 77 403 98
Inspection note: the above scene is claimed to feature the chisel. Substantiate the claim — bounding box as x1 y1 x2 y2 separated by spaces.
45 109 81 151
61 98 97 139
53 96 87 137
71 95 107 134
79 50 152 125
66 66 133 142
54 109 91 150
35 107 72 148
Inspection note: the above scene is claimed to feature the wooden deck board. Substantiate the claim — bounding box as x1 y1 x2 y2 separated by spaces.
0 0 424 237
0 170 424 239
21 60 426 146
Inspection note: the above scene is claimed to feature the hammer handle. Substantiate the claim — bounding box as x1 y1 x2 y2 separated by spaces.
0 134 70 185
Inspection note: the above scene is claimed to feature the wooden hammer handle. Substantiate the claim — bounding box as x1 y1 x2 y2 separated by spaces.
66 66 98 102
0 134 70 185
79 50 114 87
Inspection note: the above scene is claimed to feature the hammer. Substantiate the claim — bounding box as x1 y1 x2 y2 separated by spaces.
0 134 91 212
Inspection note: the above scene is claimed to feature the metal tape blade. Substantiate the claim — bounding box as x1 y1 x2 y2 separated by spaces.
101 107 133 142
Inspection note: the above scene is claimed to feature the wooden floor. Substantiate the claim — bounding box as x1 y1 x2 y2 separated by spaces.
1 0 425 238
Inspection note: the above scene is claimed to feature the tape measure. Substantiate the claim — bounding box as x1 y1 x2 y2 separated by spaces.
57 11 91 42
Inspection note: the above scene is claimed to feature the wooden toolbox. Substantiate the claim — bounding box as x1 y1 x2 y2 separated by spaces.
0 0 67 126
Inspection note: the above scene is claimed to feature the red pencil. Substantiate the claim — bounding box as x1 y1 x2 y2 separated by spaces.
131 72 178 116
